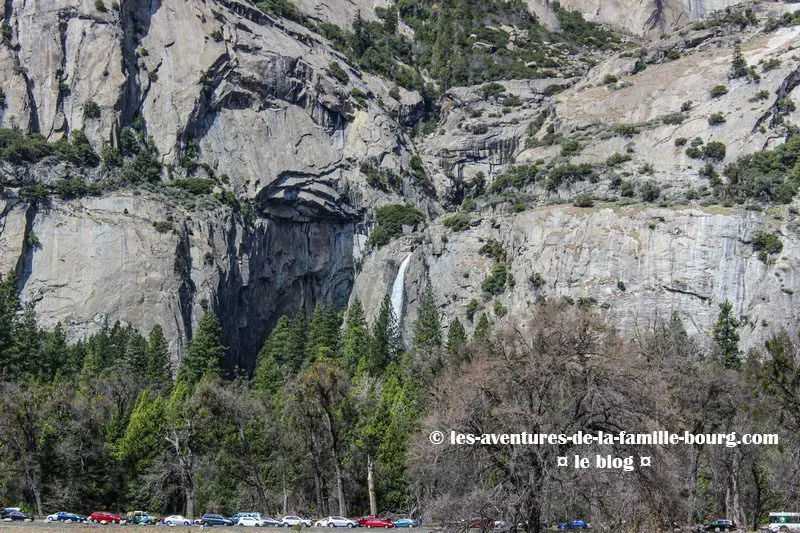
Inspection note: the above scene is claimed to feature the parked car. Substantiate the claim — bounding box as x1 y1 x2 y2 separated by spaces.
316 516 360 528
262 516 283 527
46 511 85 522
232 512 263 524
232 512 261 520
202 513 234 526
282 515 313 527
392 518 415 528
558 520 588 530
2 509 32 521
237 516 266 527
699 519 737 532
164 514 192 526
88 511 123 524
358 515 395 528
127 510 157 525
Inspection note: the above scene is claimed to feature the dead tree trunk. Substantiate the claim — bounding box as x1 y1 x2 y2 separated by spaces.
368 457 377 515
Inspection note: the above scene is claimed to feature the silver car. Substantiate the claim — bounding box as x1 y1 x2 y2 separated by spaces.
316 516 359 528
282 516 313 527
164 515 192 526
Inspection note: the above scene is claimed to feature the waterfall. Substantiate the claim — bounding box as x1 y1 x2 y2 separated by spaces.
390 253 412 323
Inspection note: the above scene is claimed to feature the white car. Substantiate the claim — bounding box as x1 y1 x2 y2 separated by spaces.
237 516 266 527
282 516 313 527
316 516 359 528
164 515 192 526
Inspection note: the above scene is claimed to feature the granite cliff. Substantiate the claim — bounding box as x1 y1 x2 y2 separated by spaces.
1 0 799 367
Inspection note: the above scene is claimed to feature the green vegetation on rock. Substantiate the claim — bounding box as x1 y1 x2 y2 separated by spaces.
369 204 425 246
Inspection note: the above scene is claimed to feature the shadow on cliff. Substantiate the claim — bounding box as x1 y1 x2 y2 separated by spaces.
210 213 356 374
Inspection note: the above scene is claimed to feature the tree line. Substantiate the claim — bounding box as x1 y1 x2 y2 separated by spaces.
2 269 800 531
411 301 800 531
0 275 452 518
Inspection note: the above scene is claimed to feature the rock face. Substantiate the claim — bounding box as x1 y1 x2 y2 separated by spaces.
292 0 754 35
352 205 800 352
0 0 428 211
3 0 800 367
422 22 800 201
0 0 428 366
350 2 800 353
549 0 747 34
292 0 389 28
0 193 354 369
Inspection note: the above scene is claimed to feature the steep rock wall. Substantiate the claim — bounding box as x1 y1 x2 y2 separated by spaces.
352 205 800 351
0 192 354 369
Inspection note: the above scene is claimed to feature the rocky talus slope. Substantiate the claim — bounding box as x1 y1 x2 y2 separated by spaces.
1 0 799 365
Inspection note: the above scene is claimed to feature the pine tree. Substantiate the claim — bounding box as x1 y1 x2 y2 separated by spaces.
0 273 19 371
305 304 342 362
116 388 166 471
254 316 292 391
124 329 148 373
177 310 226 386
713 300 740 369
341 299 371 375
106 321 131 367
368 295 400 376
253 349 283 395
146 325 173 393
39 323 69 379
664 312 697 361
255 314 308 377
383 5 398 34
257 316 292 367
11 304 41 378
474 313 491 341
351 11 371 56
729 45 748 79
80 343 103 381
285 314 309 371
412 283 442 352
359 362 416 509
446 318 467 357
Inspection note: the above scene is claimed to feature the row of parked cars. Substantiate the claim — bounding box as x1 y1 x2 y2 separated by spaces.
0 507 419 528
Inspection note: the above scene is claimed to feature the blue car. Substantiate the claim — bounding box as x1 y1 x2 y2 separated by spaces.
46 511 86 522
393 518 416 528
201 514 234 526
2 509 32 521
558 520 588 530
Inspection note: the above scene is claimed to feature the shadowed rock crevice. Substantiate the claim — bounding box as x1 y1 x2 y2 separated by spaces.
118 0 161 128
213 215 356 371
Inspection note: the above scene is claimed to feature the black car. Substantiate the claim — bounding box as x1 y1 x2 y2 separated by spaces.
699 519 737 532
2 509 32 521
201 513 234 526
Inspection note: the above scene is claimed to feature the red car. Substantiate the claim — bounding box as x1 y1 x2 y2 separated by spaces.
359 515 395 528
88 511 122 524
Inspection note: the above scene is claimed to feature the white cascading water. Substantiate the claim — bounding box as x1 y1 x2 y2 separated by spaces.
390 253 412 323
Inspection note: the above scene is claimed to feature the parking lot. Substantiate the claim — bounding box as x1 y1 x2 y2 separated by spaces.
0 524 437 532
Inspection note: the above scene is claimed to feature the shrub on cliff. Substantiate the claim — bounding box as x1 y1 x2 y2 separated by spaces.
751 231 783 263
482 264 508 295
172 178 215 195
723 136 800 203
710 84 729 98
546 163 595 191
0 128 99 167
368 204 424 247
442 213 471 232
